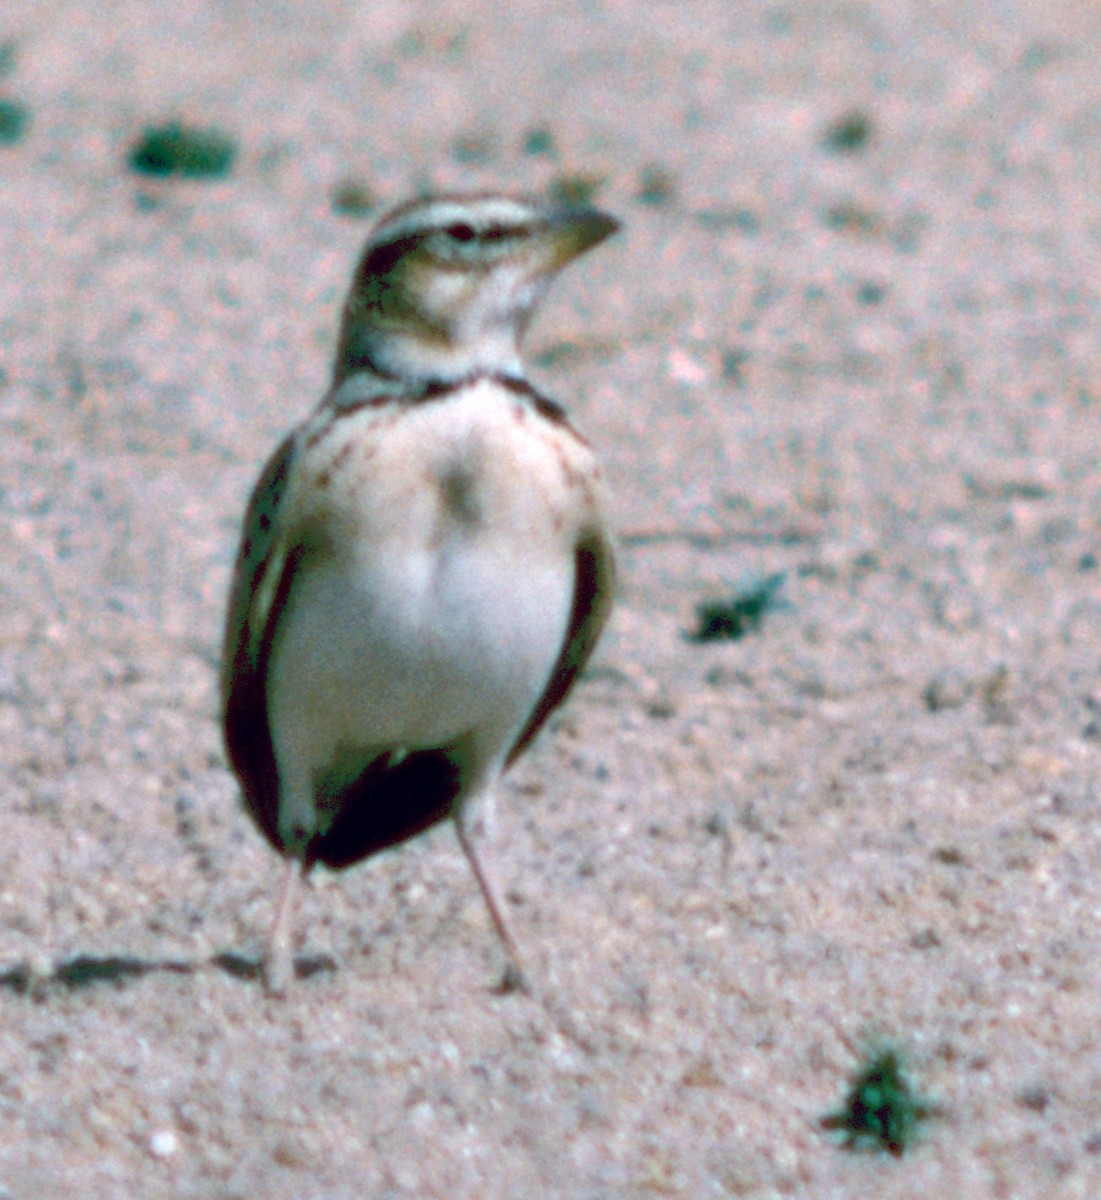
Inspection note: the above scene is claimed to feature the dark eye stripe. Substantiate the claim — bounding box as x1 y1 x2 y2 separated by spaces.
366 218 532 265
446 222 529 245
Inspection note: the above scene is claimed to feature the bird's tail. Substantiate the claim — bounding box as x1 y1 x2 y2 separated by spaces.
307 748 461 869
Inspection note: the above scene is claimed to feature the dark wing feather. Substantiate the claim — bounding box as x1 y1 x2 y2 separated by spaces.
507 529 615 766
309 750 461 869
221 434 298 852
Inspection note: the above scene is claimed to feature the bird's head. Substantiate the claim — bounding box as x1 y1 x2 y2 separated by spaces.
333 193 619 387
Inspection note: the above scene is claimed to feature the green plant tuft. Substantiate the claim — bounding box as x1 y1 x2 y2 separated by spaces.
688 573 786 642
523 127 556 157
821 1047 939 1156
822 109 874 153
129 121 236 178
0 98 28 144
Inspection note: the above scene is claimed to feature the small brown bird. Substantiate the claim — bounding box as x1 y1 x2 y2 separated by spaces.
221 193 618 993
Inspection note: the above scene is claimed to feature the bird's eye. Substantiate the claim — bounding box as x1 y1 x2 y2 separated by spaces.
445 222 477 242
481 225 512 243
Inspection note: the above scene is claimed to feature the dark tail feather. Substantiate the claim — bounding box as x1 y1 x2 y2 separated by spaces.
308 749 461 870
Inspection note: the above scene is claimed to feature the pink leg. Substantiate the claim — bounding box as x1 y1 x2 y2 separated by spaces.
454 812 527 993
263 857 303 995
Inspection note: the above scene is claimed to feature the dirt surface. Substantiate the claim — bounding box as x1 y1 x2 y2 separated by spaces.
3 1 1101 1196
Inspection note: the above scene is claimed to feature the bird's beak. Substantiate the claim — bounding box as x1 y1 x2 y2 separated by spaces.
540 206 621 271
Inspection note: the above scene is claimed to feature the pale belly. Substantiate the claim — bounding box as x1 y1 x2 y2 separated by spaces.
266 526 572 778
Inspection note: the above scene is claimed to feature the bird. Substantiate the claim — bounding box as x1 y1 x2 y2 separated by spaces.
220 192 619 995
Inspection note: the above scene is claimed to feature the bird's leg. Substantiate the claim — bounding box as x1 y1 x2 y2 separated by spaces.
454 803 597 1054
263 856 305 996
454 807 527 995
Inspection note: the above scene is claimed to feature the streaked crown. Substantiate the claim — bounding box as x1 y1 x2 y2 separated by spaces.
333 194 619 387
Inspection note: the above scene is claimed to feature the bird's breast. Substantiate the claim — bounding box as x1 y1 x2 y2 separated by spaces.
303 379 592 547
267 379 597 758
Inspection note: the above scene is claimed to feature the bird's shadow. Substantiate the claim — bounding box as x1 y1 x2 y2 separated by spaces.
209 951 337 983
0 951 338 995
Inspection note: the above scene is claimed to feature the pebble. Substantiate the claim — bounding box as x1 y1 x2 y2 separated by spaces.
148 1129 179 1159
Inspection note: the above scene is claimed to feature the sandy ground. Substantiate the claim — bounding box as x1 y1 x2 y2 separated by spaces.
3 1 1101 1196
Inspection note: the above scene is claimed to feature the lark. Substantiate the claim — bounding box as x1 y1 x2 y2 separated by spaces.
221 193 619 994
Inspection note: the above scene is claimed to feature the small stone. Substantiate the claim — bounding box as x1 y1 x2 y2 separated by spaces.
149 1129 179 1159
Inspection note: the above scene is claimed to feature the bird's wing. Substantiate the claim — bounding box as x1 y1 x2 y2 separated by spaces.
221 433 299 850
507 526 616 766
